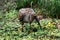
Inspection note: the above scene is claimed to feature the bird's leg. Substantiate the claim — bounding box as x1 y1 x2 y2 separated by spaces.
20 15 25 32
30 22 32 30
21 22 24 32
28 22 32 34
28 16 32 33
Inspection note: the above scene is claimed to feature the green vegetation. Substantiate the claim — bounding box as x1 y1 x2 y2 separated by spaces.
17 0 60 18
0 10 60 40
0 0 60 40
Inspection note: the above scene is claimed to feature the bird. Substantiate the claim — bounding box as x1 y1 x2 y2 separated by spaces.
18 8 42 32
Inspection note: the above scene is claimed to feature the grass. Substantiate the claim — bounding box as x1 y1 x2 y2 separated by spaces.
0 10 60 40
0 19 60 40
